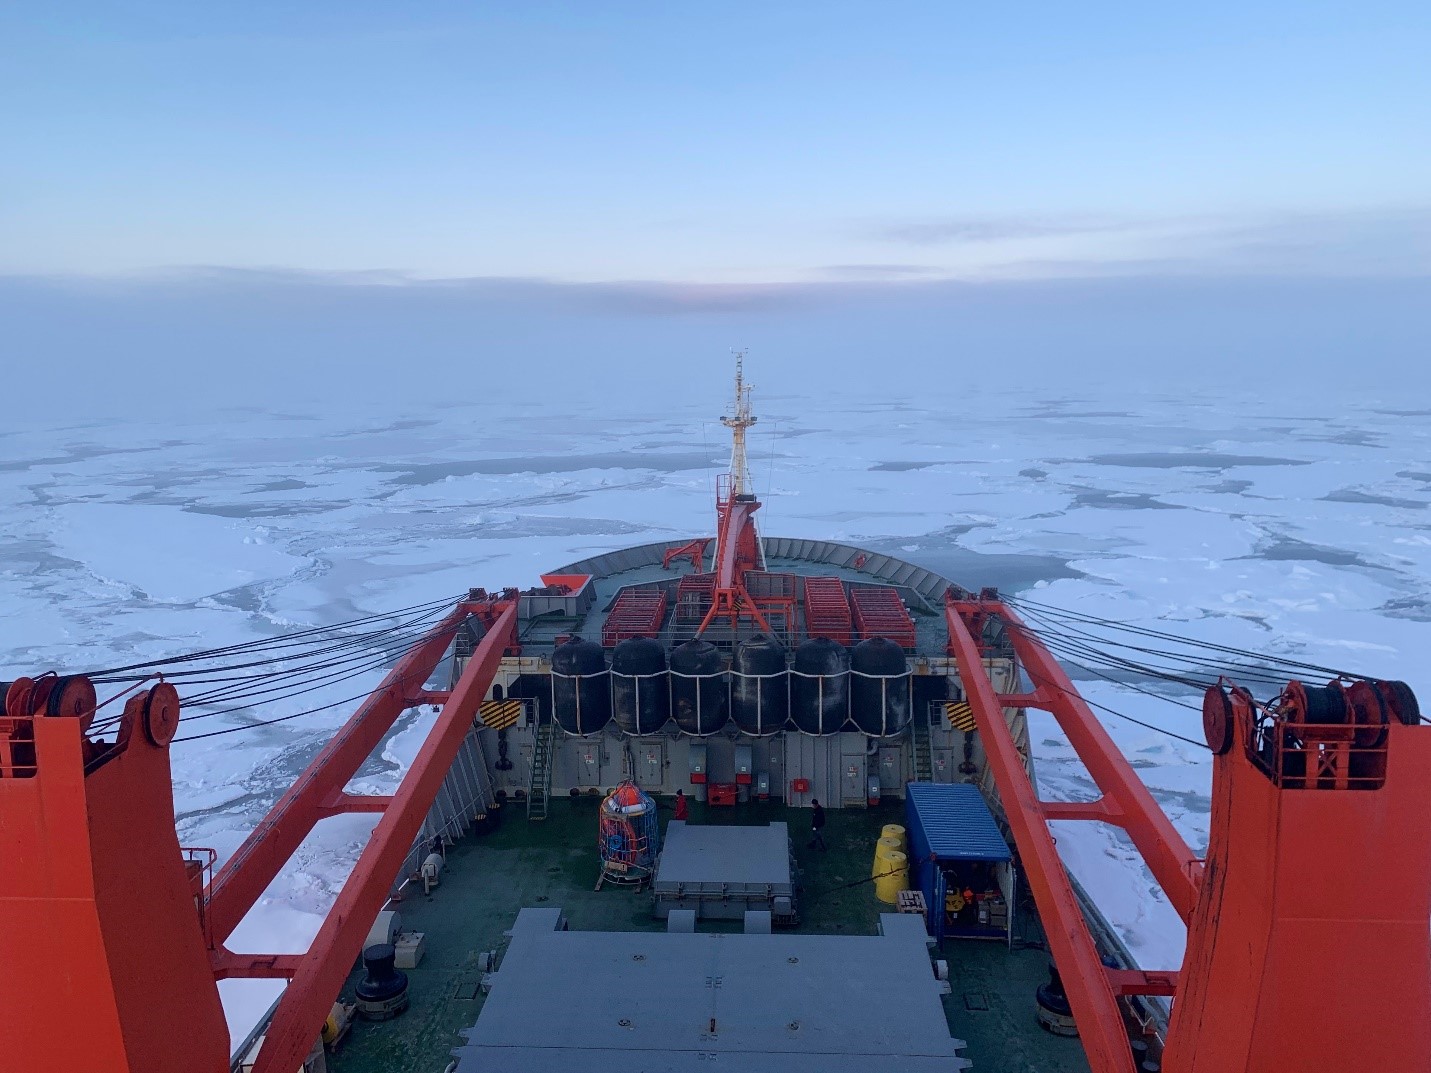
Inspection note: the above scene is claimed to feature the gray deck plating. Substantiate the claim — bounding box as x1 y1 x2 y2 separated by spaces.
652 821 794 919
453 907 967 1072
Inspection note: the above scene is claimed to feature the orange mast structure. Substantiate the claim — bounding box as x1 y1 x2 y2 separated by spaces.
698 350 772 636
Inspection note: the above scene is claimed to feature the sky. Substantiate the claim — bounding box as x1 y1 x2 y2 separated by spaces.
1 2 1428 407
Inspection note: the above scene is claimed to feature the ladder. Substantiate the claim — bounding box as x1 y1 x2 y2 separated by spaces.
527 717 555 821
911 704 934 783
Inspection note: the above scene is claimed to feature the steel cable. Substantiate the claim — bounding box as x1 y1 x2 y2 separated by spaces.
85 599 466 735
1004 594 1360 680
84 592 466 678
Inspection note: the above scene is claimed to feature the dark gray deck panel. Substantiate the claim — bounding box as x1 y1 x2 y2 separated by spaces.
454 907 969 1072
652 821 793 919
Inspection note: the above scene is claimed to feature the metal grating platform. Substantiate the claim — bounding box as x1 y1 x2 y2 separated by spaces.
453 907 969 1072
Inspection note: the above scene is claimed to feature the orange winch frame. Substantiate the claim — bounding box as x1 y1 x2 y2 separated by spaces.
946 593 1431 1073
1 597 514 1073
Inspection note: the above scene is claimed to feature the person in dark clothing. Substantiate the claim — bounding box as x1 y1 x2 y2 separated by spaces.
807 799 827 850
674 789 689 821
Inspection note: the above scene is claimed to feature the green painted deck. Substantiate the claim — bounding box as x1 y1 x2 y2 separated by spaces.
326 799 1091 1073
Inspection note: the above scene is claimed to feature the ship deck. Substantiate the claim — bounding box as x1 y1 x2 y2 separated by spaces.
511 540 960 659
325 800 1091 1073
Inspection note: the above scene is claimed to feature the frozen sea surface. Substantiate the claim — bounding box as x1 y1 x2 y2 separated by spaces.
4 385 1430 1041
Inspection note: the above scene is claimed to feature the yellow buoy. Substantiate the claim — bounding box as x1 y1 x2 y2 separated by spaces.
874 850 909 904
872 836 903 877
321 1003 344 1045
881 823 907 847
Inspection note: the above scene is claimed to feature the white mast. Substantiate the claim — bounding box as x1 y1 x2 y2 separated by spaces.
720 349 757 498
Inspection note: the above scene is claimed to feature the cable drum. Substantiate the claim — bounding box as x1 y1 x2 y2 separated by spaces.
1374 680 1422 726
1296 682 1348 725
1202 686 1235 755
1345 680 1391 758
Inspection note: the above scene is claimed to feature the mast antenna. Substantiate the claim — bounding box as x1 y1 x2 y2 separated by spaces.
721 348 757 498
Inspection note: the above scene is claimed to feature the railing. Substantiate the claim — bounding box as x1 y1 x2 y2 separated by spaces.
184 847 218 949
0 718 38 778
387 718 507 897
911 704 933 782
1250 716 1388 789
527 717 554 820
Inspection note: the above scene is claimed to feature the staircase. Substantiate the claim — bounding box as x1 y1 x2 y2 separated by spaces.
527 717 555 821
911 705 934 783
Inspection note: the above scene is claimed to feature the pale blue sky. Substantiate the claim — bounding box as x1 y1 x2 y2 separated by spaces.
2 3 1428 411
3 2 1428 281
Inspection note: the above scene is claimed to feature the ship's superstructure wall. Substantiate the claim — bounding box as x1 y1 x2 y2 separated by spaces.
447 538 1024 808
458 654 1022 808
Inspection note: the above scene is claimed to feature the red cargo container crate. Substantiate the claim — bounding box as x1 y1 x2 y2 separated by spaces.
601 589 669 646
802 576 853 645
850 586 916 649
674 573 716 625
708 783 738 806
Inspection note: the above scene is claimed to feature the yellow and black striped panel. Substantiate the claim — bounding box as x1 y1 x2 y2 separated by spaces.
945 701 978 733
478 699 523 730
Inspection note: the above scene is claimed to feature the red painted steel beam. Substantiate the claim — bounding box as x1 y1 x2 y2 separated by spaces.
204 604 473 944
1106 968 1179 996
946 605 1137 1073
211 951 303 980
976 600 1204 920
250 602 515 1073
1041 799 1123 822
315 792 394 817
998 691 1047 707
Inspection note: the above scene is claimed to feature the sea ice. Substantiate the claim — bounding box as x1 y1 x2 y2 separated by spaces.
3 385 1428 1049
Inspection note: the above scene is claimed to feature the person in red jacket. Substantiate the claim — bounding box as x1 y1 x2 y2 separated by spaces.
674 789 689 821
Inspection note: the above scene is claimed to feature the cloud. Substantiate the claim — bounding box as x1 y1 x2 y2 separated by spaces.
869 207 1431 280
874 216 1127 245
1195 208 1431 278
3 266 1429 428
817 264 942 278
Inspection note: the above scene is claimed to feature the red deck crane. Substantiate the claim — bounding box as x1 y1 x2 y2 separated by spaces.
0 596 515 1073
945 592 1431 1073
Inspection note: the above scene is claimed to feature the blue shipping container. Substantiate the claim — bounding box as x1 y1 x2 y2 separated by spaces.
905 782 1013 944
